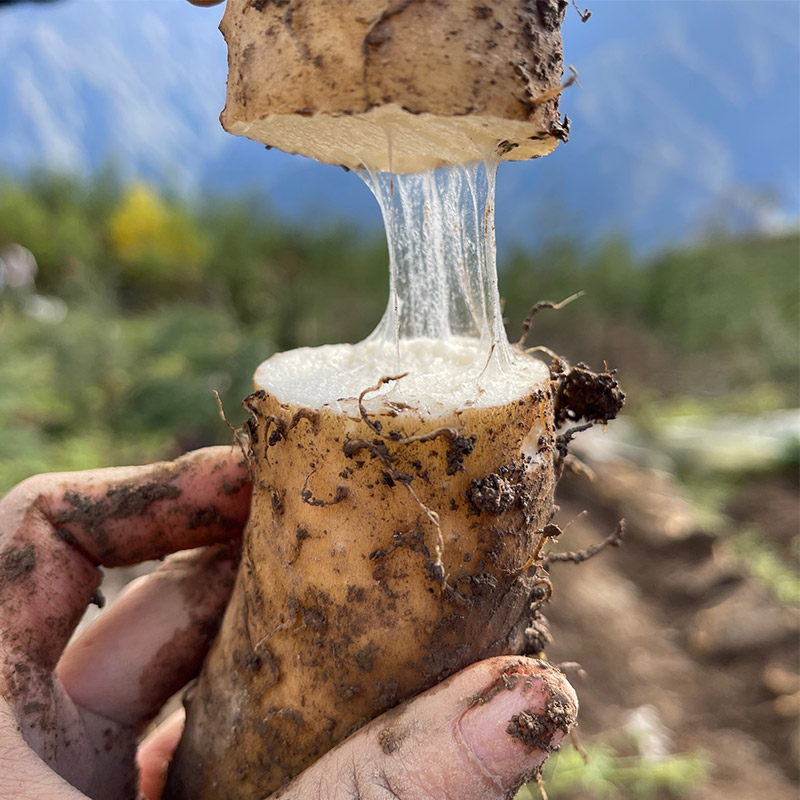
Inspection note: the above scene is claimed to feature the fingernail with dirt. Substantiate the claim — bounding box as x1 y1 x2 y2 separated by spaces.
458 663 578 785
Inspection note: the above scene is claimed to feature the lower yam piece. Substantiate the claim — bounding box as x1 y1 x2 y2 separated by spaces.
165 345 558 798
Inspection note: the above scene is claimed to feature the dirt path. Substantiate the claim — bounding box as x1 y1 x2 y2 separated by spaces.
545 459 798 799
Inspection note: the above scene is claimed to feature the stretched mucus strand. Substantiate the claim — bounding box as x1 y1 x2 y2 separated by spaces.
258 159 548 418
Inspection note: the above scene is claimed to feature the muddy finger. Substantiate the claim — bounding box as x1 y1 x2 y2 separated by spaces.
139 708 187 800
42 446 251 567
58 542 239 730
0 447 249 672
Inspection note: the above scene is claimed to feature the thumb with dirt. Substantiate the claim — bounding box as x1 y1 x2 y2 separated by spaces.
141 657 577 799
249 656 577 800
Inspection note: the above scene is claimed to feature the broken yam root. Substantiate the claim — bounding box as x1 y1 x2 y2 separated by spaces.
166 377 560 797
164 354 624 798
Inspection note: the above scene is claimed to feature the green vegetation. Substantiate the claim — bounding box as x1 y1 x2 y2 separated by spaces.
502 230 800 409
0 170 387 489
0 169 798 492
515 741 709 800
730 528 800 605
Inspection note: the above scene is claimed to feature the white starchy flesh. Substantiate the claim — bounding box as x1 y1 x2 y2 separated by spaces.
256 338 549 414
221 0 569 173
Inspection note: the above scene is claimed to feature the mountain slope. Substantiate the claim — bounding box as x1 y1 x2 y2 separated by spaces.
0 0 797 251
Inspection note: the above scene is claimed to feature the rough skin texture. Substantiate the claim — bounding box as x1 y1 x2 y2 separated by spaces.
165 376 558 798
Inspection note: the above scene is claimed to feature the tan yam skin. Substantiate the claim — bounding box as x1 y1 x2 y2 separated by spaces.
221 0 570 172
165 375 558 798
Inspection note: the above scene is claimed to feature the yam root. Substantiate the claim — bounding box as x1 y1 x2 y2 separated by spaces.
163 3 586 796
165 353 559 798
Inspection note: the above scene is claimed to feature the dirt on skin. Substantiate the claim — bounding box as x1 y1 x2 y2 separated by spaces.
55 482 182 534
377 726 404 755
506 688 574 754
0 543 36 588
50 471 240 568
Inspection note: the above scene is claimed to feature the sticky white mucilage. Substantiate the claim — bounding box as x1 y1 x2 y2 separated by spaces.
256 160 548 414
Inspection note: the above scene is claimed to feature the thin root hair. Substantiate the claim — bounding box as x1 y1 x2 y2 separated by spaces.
544 518 625 567
518 290 585 348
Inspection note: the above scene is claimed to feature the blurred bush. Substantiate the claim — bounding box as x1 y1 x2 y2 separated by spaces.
108 182 207 290
0 169 797 491
501 232 800 409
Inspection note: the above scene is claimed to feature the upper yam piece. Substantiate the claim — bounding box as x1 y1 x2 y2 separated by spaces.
221 0 570 172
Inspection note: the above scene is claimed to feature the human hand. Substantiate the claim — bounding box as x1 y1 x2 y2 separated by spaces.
260 655 577 800
0 449 577 800
0 448 251 799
